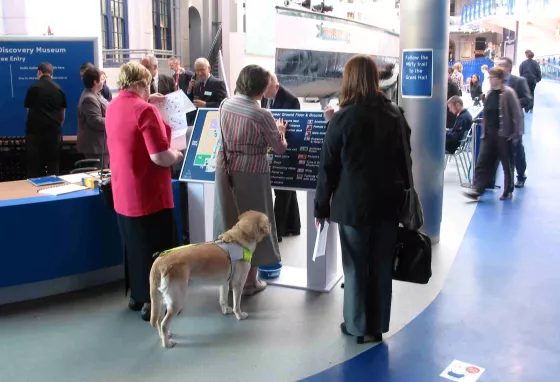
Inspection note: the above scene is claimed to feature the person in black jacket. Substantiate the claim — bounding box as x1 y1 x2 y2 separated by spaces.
446 96 473 153
261 74 301 242
315 55 411 344
25 62 68 177
519 50 542 112
470 74 483 105
99 71 112 102
187 57 229 125
168 56 194 94
498 57 532 188
447 67 461 130
141 55 176 95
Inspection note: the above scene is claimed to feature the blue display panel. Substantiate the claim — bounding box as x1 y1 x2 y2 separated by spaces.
0 38 97 136
179 108 327 190
401 49 434 98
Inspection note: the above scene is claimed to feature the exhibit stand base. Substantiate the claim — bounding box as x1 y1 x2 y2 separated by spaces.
186 182 342 293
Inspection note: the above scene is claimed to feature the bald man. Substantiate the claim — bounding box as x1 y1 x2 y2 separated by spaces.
187 57 228 125
262 74 301 241
141 55 175 95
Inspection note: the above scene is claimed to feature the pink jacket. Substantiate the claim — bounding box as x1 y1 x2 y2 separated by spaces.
482 85 524 140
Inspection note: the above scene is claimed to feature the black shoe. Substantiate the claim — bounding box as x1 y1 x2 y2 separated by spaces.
341 282 344 288
141 305 151 322
340 323 382 344
515 177 527 188
463 191 481 201
277 236 283 243
500 193 513 201
128 299 143 311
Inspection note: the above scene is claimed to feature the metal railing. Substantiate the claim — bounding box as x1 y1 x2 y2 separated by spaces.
102 48 175 68
206 24 223 71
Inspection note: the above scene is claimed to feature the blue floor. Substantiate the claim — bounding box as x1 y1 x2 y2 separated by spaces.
303 85 560 381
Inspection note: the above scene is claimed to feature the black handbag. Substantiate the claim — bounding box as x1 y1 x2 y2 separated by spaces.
395 106 424 231
99 177 114 210
391 105 431 284
393 227 432 284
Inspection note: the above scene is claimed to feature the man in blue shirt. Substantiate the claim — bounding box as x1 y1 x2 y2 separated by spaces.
497 57 531 188
446 96 472 154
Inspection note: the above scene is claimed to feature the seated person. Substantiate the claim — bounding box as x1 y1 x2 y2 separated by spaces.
446 96 472 154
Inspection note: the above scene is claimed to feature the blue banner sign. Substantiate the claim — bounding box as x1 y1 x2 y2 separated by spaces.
179 108 327 190
0 38 97 137
401 49 433 98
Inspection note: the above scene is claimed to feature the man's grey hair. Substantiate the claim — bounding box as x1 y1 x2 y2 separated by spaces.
194 57 210 67
168 56 179 63
447 95 463 106
143 55 158 67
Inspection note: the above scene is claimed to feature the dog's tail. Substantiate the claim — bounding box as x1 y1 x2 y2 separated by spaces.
149 260 162 328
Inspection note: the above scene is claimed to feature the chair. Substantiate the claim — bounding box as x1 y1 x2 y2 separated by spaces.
445 128 472 187
70 159 101 174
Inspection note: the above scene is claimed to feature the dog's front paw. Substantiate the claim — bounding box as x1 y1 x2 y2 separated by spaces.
235 311 248 320
164 339 176 348
221 305 233 315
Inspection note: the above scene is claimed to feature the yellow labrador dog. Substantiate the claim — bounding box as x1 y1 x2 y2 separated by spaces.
149 210 271 348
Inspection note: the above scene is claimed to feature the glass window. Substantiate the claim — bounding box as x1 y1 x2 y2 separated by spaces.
153 0 172 51
100 0 129 63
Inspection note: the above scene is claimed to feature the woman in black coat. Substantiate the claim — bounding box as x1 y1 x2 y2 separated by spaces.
470 74 483 105
314 55 411 344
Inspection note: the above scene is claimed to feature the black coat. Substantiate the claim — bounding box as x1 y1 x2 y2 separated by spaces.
151 73 176 95
507 75 532 110
173 70 194 94
447 80 461 130
261 85 300 110
187 76 228 125
519 59 542 84
314 95 410 225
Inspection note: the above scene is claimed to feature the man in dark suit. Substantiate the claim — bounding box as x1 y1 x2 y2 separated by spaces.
262 73 301 242
141 55 175 95
24 62 67 177
168 56 194 94
445 96 472 154
186 58 228 125
498 57 532 188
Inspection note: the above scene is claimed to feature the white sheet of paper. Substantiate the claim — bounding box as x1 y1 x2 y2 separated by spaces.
312 221 329 262
38 184 88 196
155 90 196 137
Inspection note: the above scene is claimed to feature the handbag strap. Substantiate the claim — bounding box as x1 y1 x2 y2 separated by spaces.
218 99 241 216
395 105 415 190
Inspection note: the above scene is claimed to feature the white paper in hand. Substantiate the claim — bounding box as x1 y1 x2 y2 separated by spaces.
155 90 196 138
312 221 329 262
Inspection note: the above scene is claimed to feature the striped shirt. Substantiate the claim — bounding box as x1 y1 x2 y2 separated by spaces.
217 95 283 173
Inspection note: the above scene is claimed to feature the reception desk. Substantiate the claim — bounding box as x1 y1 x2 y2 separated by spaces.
0 179 182 305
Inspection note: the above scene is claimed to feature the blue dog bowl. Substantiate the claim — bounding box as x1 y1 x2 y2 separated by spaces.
258 264 283 279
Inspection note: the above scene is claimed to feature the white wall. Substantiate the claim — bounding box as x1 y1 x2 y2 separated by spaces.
517 20 560 63
127 0 154 51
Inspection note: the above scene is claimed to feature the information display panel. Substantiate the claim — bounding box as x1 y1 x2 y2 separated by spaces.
0 37 97 136
179 108 327 191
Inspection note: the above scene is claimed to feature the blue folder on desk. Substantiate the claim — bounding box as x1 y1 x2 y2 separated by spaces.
27 176 66 187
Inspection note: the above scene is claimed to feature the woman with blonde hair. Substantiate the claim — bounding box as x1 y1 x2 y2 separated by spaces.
315 55 412 344
106 62 184 321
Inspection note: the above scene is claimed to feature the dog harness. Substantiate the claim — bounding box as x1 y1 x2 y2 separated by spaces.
155 240 253 281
